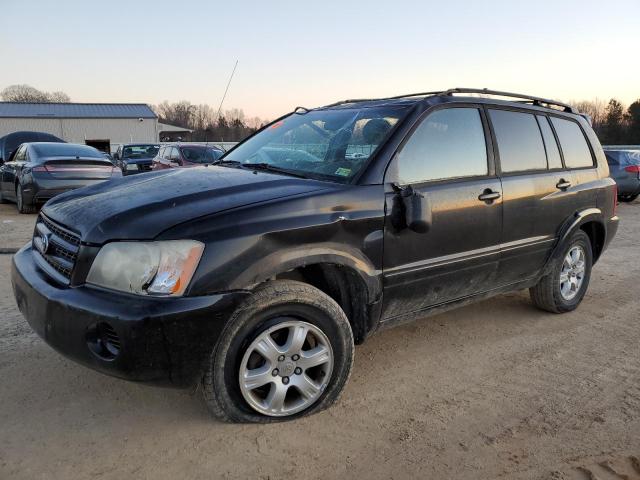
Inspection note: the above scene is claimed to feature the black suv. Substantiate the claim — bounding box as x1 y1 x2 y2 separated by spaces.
12 88 618 422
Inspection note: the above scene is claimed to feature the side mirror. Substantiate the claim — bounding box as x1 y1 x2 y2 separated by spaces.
392 184 432 233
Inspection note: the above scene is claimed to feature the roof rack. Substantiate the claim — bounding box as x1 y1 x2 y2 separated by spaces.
439 88 577 113
318 88 577 114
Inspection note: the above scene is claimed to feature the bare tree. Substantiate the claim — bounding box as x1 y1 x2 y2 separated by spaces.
1 84 70 102
152 101 265 141
47 91 71 103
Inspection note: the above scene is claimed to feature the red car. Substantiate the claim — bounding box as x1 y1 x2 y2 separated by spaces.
152 144 224 170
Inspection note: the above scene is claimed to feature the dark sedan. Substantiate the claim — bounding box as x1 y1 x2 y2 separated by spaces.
0 142 121 213
0 130 65 163
114 143 160 175
604 149 640 202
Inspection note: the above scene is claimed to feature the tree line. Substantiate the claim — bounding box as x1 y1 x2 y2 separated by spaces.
2 84 639 145
152 101 266 142
571 98 640 145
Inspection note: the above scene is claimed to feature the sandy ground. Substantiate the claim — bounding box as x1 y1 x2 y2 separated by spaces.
0 203 34 252
0 201 639 480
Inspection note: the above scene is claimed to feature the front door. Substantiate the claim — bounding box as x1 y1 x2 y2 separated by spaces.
381 106 503 321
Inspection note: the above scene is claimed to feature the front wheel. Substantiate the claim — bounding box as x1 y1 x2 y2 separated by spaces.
202 280 354 423
530 230 592 313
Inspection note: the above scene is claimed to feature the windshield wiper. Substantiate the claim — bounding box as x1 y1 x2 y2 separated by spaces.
240 163 310 179
213 159 242 167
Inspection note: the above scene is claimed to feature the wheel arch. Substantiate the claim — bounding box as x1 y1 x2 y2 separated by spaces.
546 208 606 272
228 246 382 344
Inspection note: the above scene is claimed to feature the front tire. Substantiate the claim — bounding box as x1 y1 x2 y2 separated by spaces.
202 280 354 423
530 230 592 313
16 183 37 214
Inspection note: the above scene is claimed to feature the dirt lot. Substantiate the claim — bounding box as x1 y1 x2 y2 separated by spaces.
1 201 639 480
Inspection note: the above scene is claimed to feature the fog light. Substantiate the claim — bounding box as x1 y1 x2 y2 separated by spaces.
86 322 121 360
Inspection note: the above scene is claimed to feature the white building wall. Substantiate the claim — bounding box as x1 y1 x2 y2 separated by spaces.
0 118 158 151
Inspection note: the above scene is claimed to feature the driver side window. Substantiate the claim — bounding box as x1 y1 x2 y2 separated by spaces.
392 107 489 185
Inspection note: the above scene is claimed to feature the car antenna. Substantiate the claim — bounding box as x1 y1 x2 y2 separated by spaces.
214 59 239 150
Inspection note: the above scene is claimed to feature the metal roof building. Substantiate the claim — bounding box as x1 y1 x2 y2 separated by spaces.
0 102 159 153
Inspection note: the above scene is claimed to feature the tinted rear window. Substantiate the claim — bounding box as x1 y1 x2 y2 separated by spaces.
32 143 103 158
489 110 547 173
550 117 593 168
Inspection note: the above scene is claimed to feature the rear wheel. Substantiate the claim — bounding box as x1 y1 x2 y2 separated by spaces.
202 280 354 423
530 230 592 313
16 183 37 214
618 193 639 203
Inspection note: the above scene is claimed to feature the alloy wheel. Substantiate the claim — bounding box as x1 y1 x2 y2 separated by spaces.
559 245 586 301
238 319 334 417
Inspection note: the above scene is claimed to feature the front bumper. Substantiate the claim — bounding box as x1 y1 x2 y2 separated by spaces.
122 161 153 175
11 244 249 387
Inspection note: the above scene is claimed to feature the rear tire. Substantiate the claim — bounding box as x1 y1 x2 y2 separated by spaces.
530 230 592 313
618 193 639 203
16 183 37 214
202 280 354 423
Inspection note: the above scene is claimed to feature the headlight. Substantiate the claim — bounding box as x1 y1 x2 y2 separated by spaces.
86 240 204 296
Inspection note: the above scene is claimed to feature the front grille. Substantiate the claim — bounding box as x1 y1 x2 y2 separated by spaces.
32 214 81 283
139 163 153 172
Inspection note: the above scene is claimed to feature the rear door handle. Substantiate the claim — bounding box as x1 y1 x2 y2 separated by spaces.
556 179 572 190
478 189 501 202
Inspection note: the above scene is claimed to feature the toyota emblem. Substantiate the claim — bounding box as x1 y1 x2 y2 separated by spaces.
38 232 50 255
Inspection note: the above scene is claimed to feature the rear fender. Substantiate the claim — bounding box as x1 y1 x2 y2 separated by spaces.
542 208 603 274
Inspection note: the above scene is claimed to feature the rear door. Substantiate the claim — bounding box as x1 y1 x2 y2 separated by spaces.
487 108 580 284
381 105 503 320
550 116 599 208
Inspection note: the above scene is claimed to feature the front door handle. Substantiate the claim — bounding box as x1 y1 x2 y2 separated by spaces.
478 189 501 203
556 179 572 190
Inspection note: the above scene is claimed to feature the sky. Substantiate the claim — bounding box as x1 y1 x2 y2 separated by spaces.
1 0 639 120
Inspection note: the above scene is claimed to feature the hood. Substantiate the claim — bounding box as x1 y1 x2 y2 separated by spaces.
42 166 333 244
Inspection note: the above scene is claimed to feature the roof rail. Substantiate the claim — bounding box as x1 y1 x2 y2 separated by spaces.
441 88 577 113
317 88 578 114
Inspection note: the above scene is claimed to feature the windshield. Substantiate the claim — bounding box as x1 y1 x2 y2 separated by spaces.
180 146 223 163
123 145 159 158
223 106 407 182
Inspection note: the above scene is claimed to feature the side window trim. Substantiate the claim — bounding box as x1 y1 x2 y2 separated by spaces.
536 114 566 170
533 115 550 170
545 114 567 169
389 103 495 186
